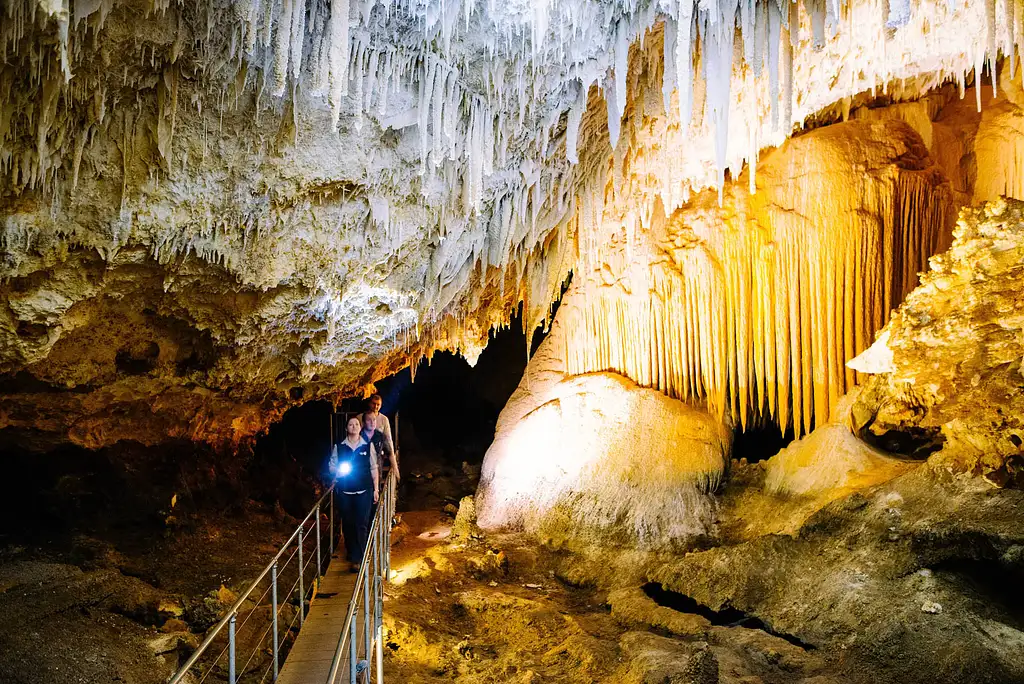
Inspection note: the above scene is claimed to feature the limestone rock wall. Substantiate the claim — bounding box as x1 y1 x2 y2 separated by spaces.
479 75 1024 543
562 106 962 439
2 0 1023 450
852 198 1024 483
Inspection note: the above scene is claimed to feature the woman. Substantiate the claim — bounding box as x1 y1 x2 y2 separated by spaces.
329 416 379 570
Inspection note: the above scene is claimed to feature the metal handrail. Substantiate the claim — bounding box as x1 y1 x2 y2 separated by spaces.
168 484 336 684
325 469 397 684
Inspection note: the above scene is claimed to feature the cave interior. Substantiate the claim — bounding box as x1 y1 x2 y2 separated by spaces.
2 0 1024 683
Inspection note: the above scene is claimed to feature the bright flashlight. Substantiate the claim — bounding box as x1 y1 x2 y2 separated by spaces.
336 461 352 477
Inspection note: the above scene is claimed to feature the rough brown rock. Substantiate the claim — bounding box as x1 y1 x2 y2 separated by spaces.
607 587 712 638
649 467 1024 684
852 198 1024 481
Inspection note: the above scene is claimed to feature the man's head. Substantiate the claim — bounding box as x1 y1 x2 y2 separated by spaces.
361 411 377 432
367 394 382 414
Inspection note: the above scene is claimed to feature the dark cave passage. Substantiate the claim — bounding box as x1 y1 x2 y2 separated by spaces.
369 311 548 511
731 420 795 463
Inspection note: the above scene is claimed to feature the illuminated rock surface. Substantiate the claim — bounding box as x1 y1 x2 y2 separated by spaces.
852 197 1024 483
764 422 911 496
3 0 1024 448
647 467 1024 684
476 287 732 549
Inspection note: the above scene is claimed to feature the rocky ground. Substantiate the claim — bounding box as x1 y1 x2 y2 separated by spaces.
383 502 837 683
0 502 306 684
0 435 327 684
382 460 1024 684
1 433 1020 684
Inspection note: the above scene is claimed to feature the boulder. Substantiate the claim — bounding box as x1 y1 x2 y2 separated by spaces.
478 368 731 551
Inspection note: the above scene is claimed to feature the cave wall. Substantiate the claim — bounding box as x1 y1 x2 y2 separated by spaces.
2 0 1022 450
546 64 1024 438
478 70 1024 539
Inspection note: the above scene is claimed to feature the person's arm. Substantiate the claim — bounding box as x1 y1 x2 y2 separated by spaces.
370 444 380 503
388 449 400 482
381 416 396 455
328 443 338 477
381 416 398 480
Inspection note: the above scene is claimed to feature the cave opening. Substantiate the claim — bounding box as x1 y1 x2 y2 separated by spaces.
372 311 549 510
732 419 795 463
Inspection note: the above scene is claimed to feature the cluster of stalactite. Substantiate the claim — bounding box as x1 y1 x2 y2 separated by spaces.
1 0 1018 431
559 122 958 435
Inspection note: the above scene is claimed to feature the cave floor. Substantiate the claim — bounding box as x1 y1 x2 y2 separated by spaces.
380 508 834 684
0 500 306 684
381 461 1024 684
1 460 1020 684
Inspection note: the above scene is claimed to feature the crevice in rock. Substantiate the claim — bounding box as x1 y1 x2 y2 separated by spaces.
858 425 944 460
641 582 813 650
115 342 161 375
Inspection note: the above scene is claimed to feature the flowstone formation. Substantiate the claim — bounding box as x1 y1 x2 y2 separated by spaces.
474 200 1024 682
477 83 1020 542
3 0 1023 448
476 286 733 551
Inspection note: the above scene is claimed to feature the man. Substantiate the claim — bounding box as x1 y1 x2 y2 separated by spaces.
357 394 400 483
360 411 387 471
329 416 379 571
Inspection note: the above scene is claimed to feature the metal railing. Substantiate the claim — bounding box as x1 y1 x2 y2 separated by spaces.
168 485 337 684
326 470 397 684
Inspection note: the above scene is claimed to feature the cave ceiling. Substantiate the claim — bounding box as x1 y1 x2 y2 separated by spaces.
0 0 1018 449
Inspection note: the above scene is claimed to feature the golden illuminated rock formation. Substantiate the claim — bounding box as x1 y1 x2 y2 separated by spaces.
564 116 958 437
851 197 1024 483
476 370 730 550
764 422 911 496
477 282 731 549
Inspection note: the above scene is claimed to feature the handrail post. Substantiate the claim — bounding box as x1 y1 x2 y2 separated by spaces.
349 612 358 684
228 613 237 684
363 563 371 679
271 561 279 681
316 501 322 586
329 489 335 557
374 532 383 683
297 523 305 627
384 480 392 580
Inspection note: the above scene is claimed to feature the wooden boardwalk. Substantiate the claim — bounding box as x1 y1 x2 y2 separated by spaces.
277 555 365 684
